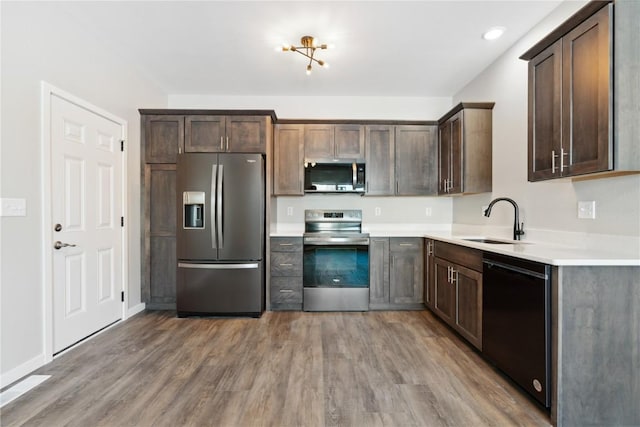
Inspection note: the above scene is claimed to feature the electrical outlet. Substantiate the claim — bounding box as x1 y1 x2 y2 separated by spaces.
374 207 381 216
425 207 432 217
578 201 596 219
286 207 293 216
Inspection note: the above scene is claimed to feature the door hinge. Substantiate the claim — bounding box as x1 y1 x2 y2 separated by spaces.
121 217 124 227
120 140 125 152
121 291 125 302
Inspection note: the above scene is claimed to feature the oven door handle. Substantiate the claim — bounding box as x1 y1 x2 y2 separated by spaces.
304 236 370 245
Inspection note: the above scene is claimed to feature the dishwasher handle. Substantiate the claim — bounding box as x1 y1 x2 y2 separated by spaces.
483 259 548 280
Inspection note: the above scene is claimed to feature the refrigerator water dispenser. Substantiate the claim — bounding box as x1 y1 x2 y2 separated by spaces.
183 191 205 229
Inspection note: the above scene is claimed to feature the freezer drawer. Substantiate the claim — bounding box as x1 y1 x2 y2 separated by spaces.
177 261 263 317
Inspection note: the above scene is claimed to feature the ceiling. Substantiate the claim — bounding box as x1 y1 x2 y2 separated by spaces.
59 1 564 97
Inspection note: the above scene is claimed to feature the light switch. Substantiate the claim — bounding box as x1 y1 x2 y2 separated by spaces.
374 207 381 216
578 201 596 219
286 207 293 216
425 207 432 217
0 198 27 217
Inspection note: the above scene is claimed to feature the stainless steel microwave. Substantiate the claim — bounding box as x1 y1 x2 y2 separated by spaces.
304 162 365 194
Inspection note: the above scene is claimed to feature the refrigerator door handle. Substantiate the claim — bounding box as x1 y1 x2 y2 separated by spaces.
178 262 259 269
217 164 224 248
210 164 218 249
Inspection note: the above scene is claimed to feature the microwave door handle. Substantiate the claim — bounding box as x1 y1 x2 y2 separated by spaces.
210 164 217 249
352 163 357 190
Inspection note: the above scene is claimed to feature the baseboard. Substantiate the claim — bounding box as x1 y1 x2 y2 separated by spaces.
0 354 46 390
126 302 146 318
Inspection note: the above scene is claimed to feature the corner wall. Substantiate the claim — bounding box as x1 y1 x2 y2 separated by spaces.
0 2 167 386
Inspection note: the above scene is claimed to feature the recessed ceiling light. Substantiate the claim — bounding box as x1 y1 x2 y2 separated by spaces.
482 26 506 41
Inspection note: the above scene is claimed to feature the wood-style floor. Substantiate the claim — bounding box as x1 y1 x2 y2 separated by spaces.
1 310 550 426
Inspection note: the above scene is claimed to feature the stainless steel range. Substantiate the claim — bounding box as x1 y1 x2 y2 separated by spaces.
303 209 370 311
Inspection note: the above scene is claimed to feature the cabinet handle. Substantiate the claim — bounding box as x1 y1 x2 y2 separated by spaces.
279 243 293 246
448 178 454 192
560 147 568 173
226 136 229 152
447 266 451 283
552 150 558 174
366 181 369 192
452 269 458 284
427 242 433 256
399 243 413 246
396 181 399 194
220 136 224 151
279 289 294 293
279 263 293 266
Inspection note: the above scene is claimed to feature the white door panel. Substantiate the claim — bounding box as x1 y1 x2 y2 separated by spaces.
51 94 123 353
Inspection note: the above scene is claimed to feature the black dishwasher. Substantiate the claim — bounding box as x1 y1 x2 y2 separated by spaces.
482 252 551 408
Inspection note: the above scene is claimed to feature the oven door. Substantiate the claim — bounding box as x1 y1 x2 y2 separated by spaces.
303 235 369 311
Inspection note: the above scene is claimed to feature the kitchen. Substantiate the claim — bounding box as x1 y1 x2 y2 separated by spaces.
2 0 639 426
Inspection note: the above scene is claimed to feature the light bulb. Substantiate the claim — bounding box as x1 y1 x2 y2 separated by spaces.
306 64 312 75
482 27 505 40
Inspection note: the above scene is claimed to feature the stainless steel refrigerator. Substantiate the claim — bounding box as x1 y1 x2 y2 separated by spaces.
176 153 265 317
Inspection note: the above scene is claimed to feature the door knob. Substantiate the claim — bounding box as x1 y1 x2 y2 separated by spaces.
54 241 76 250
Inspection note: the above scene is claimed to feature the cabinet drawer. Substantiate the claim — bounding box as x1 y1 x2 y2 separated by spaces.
271 277 303 304
390 237 423 252
271 237 303 252
434 241 482 272
270 252 302 276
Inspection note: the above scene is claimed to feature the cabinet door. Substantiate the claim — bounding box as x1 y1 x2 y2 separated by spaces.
449 112 463 194
143 115 184 163
227 116 267 153
395 125 438 195
144 164 177 308
369 237 390 305
335 125 365 161
185 115 225 152
390 238 424 304
562 5 612 177
424 239 435 309
454 264 483 350
304 124 334 159
274 124 304 195
433 258 455 324
438 121 451 194
528 41 562 181
365 126 395 195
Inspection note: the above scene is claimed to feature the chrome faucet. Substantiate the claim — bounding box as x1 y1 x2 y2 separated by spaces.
484 197 525 241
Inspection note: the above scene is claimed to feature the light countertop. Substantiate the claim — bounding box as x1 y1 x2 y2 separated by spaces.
270 223 640 266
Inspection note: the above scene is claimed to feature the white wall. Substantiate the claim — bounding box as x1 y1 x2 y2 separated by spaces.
169 95 451 121
0 2 166 385
452 0 640 238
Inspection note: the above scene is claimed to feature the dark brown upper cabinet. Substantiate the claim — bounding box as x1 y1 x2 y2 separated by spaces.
395 125 438 196
185 115 269 153
304 124 365 162
438 103 493 195
143 115 184 163
273 124 304 196
522 3 613 181
365 125 395 195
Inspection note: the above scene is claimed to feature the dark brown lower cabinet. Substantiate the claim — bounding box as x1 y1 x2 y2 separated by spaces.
424 239 435 309
431 241 483 350
370 237 424 310
270 237 303 310
143 164 177 309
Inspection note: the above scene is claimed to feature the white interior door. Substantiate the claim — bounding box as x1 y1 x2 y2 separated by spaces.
51 94 124 354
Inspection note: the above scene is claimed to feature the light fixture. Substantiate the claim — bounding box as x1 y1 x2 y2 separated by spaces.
482 26 506 41
281 35 329 75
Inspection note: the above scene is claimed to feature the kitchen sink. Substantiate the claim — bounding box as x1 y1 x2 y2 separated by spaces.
463 238 516 244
